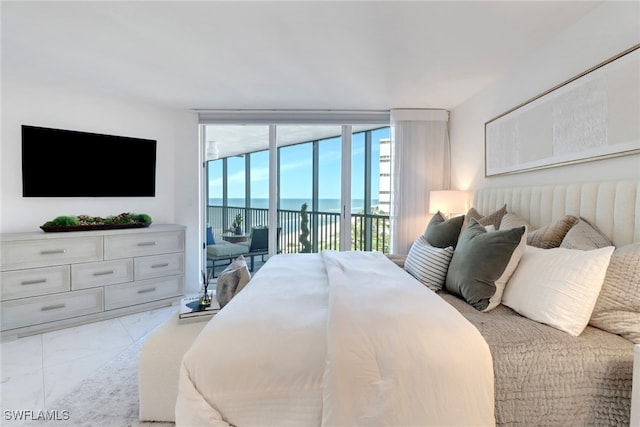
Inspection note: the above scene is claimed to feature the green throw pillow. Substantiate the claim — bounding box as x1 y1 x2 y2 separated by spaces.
445 218 526 311
424 211 465 249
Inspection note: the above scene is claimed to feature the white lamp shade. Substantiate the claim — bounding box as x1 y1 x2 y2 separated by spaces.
429 190 468 216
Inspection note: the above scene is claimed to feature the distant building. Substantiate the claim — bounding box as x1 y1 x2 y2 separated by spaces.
378 138 390 214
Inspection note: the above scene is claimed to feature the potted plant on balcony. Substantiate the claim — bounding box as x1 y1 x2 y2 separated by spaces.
232 213 243 235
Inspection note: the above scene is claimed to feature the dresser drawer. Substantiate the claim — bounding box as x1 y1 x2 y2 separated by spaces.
103 231 185 259
71 259 133 290
104 275 184 310
134 253 184 280
1 266 71 301
1 288 104 331
1 236 103 270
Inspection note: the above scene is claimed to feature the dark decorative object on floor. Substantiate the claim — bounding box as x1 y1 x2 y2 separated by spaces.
41 212 152 232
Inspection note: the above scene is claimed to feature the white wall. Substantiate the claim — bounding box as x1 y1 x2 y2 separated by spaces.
450 1 640 192
0 76 201 288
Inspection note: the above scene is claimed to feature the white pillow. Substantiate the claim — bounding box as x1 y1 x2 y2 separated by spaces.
405 236 454 292
483 225 527 312
502 245 614 336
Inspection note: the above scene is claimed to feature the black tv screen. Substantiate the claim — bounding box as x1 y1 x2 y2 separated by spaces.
22 125 157 197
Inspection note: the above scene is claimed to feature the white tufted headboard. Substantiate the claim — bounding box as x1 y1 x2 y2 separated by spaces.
473 180 640 247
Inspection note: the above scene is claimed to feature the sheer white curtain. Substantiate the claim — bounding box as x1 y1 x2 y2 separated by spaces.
390 109 450 254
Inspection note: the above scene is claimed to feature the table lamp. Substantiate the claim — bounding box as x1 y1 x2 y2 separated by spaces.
429 190 468 218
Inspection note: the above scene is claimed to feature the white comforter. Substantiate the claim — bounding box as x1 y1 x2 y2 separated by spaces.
176 251 494 426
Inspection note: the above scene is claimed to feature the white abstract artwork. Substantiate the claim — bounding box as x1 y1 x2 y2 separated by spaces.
485 46 640 177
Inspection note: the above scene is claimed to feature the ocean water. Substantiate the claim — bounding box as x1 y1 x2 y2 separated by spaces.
209 198 379 214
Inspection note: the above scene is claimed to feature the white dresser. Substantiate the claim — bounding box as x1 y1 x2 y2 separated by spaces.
1 224 185 338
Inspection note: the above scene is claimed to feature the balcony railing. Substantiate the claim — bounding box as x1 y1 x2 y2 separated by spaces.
207 205 389 254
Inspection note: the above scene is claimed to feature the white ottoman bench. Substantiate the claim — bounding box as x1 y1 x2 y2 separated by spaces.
138 314 209 422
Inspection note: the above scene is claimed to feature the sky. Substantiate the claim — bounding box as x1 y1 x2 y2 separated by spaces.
207 127 389 203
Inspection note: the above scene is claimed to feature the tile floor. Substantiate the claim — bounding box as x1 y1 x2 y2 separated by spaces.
0 304 178 426
1 259 266 426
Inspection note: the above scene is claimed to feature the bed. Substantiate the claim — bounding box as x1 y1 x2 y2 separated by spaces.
176 180 639 426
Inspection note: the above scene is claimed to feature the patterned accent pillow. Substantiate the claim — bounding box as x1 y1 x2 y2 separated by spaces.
589 243 640 343
216 255 251 308
423 211 465 249
527 215 579 249
460 204 507 234
560 218 612 250
405 236 454 292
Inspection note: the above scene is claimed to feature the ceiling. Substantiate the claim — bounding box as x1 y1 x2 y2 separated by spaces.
2 1 603 156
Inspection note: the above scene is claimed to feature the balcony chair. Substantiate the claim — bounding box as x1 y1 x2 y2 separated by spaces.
241 226 281 271
206 226 280 277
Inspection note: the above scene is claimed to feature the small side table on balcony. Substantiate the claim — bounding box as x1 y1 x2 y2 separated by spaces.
221 233 250 243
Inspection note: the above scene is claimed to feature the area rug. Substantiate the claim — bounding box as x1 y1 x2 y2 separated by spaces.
24 336 173 427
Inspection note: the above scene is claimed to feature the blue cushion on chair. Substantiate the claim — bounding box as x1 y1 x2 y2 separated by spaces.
206 227 216 245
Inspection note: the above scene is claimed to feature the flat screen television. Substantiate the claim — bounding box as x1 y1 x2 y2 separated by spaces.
22 125 157 197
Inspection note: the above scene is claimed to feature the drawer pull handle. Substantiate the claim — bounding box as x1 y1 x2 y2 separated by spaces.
137 242 157 247
41 304 66 311
41 249 66 255
151 263 169 269
93 270 115 276
137 287 156 294
21 279 47 285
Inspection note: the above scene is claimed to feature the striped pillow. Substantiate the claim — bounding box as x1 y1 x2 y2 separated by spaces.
405 236 454 291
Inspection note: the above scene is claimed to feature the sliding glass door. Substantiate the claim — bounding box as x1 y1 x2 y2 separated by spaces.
202 124 390 264
351 126 391 252
203 125 270 239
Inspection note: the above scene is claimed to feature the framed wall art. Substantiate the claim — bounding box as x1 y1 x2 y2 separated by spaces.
485 44 640 177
